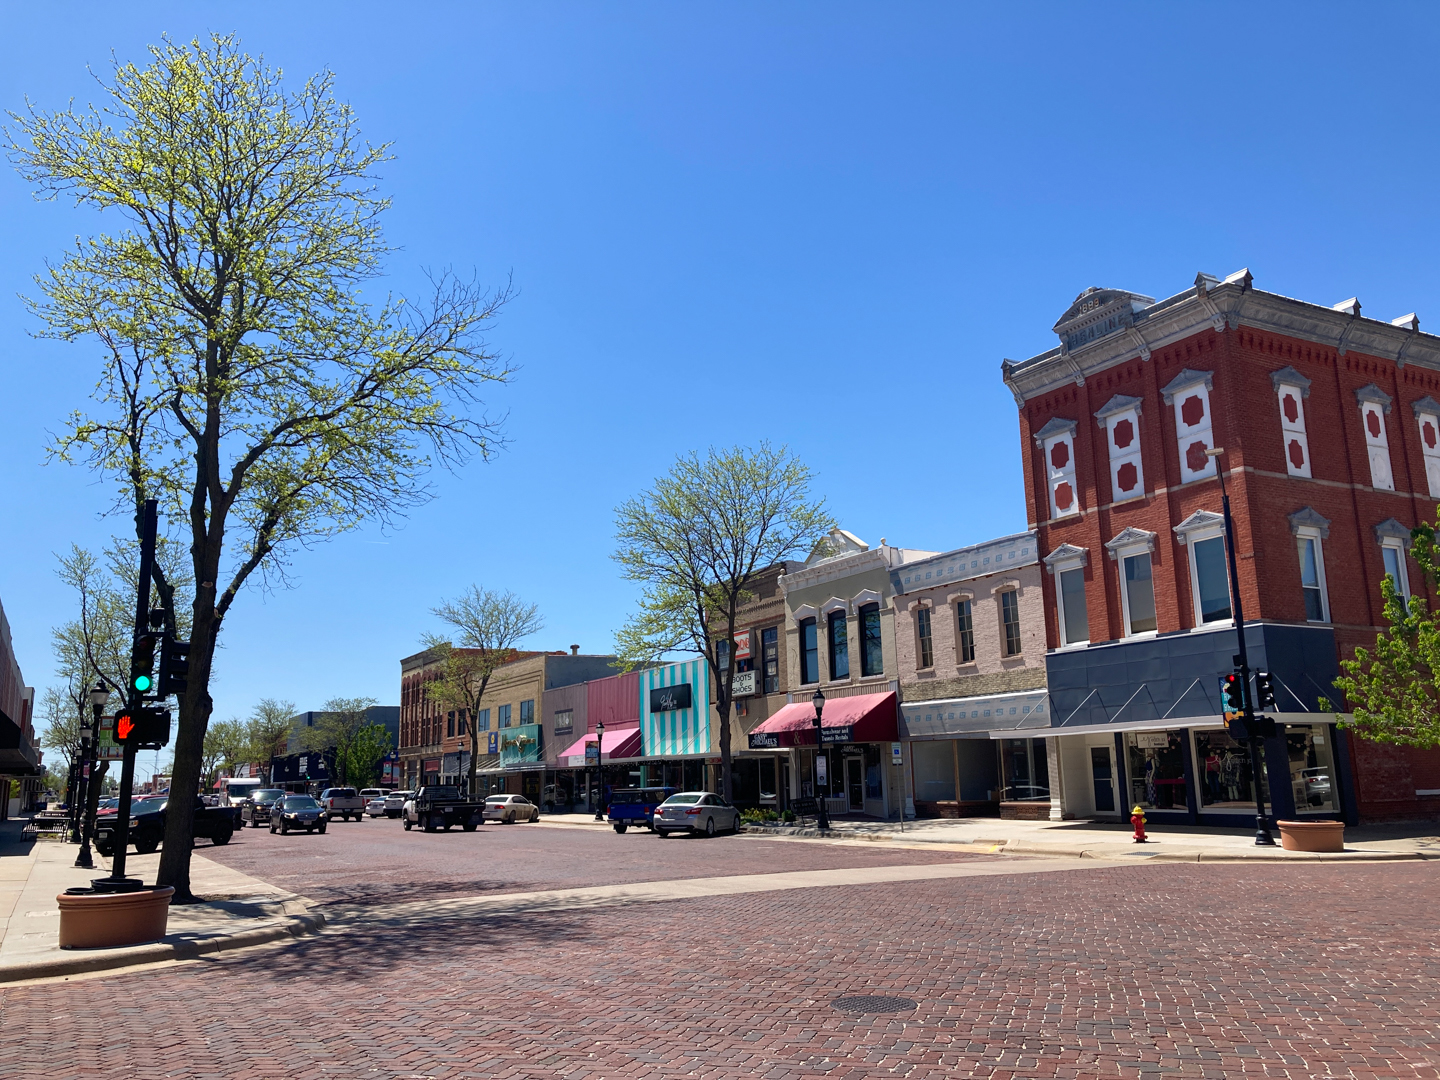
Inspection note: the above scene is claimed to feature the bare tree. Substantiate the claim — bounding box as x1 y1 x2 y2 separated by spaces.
423 587 544 794
613 444 831 801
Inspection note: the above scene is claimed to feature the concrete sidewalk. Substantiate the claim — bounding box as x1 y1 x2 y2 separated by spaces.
0 820 322 983
741 814 1440 861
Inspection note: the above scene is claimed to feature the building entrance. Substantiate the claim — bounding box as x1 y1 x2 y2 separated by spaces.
846 757 864 811
1091 746 1116 813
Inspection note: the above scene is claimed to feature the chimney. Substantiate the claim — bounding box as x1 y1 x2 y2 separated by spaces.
570 644 579 656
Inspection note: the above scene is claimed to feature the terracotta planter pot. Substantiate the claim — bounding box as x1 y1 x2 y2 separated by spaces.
57 886 175 949
1276 820 1345 853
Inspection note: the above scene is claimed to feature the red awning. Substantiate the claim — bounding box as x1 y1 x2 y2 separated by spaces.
558 726 642 766
747 692 899 748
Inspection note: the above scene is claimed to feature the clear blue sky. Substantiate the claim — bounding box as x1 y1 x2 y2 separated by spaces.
4 2 1439 771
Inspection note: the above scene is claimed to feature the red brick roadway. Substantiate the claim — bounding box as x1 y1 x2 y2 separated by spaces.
5 820 1440 1079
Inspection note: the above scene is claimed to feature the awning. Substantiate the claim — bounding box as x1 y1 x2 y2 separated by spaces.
992 711 1326 740
559 726 642 767
747 692 898 749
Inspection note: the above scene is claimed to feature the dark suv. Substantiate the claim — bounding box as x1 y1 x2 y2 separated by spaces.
240 788 286 827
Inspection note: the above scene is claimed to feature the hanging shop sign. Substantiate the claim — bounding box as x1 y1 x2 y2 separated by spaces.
487 731 499 755
818 724 854 745
650 683 693 713
748 730 780 750
816 755 828 785
500 723 542 767
732 670 756 698
733 630 752 661
585 741 600 763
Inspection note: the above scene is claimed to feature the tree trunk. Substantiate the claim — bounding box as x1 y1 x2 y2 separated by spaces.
156 604 217 902
718 695 733 802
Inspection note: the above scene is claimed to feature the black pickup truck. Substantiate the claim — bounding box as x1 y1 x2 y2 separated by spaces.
402 785 486 833
94 795 235 857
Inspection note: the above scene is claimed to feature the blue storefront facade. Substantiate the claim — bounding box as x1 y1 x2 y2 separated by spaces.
1034 615 1358 827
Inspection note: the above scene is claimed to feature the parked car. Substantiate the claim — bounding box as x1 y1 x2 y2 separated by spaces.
653 792 740 838
1302 767 1333 806
319 787 365 821
364 794 388 818
402 786 486 832
95 796 235 856
240 788 287 827
606 787 675 834
483 795 540 824
270 794 327 835
384 790 413 819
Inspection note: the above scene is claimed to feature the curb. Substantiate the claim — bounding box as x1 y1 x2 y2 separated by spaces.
0 909 326 984
740 824 1431 863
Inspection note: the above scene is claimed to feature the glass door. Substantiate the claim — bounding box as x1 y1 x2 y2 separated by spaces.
846 757 864 810
1090 746 1116 813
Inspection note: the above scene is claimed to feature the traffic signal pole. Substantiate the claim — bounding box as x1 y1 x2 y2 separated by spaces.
96 498 158 892
1211 452 1276 847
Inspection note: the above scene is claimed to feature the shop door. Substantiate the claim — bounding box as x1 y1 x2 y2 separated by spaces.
1090 747 1116 813
846 758 864 811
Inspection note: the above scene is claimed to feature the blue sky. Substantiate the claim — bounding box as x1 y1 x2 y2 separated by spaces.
3 2 1440 770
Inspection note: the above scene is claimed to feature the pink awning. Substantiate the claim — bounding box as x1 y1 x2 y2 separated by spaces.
558 726 642 766
747 692 898 748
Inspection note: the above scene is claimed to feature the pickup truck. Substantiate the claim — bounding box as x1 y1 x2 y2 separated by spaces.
319 787 365 822
94 795 235 857
402 785 486 833
607 786 676 834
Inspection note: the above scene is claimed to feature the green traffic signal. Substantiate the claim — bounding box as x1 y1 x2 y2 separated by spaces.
133 673 153 693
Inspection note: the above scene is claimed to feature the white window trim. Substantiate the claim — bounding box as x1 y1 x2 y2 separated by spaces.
1380 538 1411 603
1294 527 1331 624
821 596 849 617
1113 540 1158 640
1046 553 1089 648
1182 524 1233 628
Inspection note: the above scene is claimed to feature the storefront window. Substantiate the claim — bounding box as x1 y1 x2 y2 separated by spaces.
999 738 1049 801
1286 724 1337 813
864 743 882 799
912 741 956 802
1125 730 1187 811
1192 728 1269 810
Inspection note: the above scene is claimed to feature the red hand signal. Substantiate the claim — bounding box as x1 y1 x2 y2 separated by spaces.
116 713 135 741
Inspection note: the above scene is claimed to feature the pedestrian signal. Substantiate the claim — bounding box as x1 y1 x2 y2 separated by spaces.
113 707 171 748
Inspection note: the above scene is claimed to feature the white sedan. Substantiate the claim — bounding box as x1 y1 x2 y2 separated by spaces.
364 795 388 818
653 792 740 838
482 795 540 823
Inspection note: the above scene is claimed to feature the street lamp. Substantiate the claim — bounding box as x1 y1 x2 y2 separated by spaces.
73 681 109 867
593 720 605 821
1206 447 1276 846
811 689 829 830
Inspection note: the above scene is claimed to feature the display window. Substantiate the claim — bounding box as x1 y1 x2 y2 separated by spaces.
999 737 1049 802
912 740 957 802
1124 730 1188 810
1285 724 1338 813
1192 728 1269 811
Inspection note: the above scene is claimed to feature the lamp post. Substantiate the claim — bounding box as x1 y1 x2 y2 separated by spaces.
593 720 605 821
73 681 109 868
811 689 830 830
1206 447 1276 847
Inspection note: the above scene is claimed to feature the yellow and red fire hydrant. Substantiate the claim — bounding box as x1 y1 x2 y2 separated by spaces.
1130 804 1148 843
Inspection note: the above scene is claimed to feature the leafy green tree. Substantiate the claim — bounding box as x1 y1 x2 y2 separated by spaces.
9 36 511 899
38 686 84 787
245 698 298 781
612 444 831 800
304 697 386 787
1331 518 1440 747
202 718 249 785
422 587 544 794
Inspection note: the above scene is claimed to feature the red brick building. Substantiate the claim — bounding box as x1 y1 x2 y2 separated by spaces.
1003 270 1440 825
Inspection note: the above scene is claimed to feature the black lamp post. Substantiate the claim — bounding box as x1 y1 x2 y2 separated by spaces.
811 689 829 830
593 720 605 821
73 681 109 868
1207 447 1276 847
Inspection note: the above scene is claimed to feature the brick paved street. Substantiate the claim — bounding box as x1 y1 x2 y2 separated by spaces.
4 828 1440 1080
200 816 987 906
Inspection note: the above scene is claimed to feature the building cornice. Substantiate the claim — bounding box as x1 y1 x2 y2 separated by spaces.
1003 270 1440 406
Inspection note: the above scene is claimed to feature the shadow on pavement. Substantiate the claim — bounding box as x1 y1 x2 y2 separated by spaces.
0 818 36 858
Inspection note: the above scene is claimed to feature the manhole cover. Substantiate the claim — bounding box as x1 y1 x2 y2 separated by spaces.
832 995 917 1014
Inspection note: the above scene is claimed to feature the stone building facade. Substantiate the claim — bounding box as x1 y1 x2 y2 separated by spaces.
889 532 1049 817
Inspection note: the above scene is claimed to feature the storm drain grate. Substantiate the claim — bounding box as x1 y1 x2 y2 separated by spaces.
832 995 917 1015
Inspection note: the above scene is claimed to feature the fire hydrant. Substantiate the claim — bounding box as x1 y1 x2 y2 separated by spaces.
1130 804 1148 843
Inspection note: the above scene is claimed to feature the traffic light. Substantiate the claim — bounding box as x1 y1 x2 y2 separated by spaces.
1220 672 1245 717
1253 671 1276 712
113 706 171 748
157 632 190 697
130 630 158 695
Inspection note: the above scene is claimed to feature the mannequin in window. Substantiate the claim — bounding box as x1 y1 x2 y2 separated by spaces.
1205 750 1222 802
